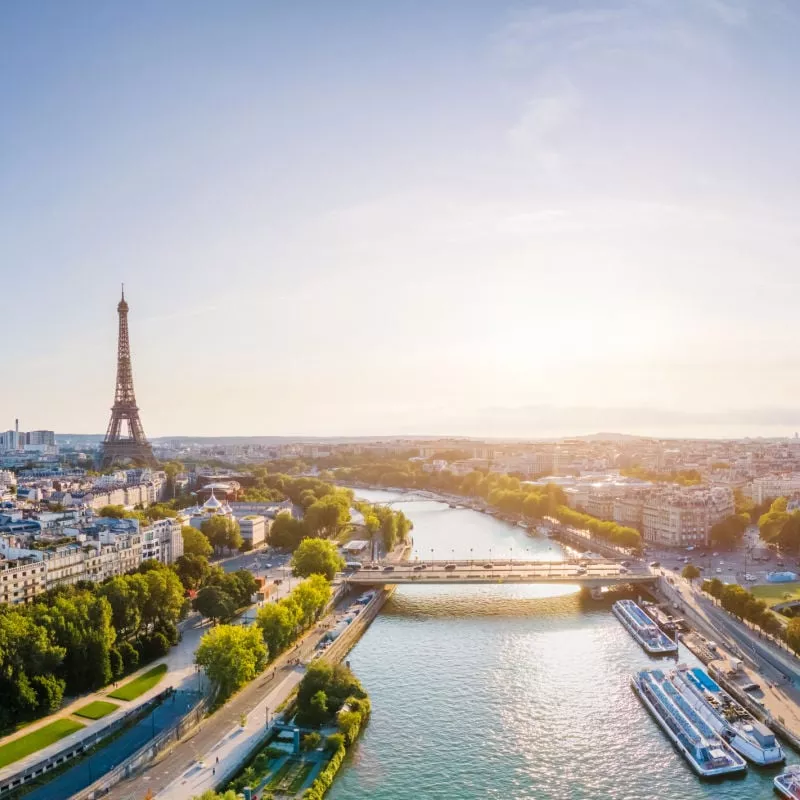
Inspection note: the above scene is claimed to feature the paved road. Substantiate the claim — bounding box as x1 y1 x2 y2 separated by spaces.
646 525 794 586
346 560 652 586
660 575 800 686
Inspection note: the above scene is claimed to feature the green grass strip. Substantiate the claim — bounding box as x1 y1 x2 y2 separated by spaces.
108 664 167 701
73 700 120 720
0 719 85 769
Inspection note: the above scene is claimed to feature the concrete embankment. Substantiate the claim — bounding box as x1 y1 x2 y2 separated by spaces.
321 586 394 665
652 577 800 753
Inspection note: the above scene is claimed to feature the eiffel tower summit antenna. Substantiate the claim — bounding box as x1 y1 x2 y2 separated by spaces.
99 287 156 468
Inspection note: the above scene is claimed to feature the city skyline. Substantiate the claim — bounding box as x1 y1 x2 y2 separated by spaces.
4 1 800 438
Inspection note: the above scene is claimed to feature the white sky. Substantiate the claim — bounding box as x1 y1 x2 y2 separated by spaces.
2 1 800 438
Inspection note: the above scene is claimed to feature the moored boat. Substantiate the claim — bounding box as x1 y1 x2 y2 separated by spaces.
613 599 678 655
775 765 800 798
672 665 784 765
632 669 747 778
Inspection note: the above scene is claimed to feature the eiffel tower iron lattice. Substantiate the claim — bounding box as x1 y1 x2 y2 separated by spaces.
99 288 156 468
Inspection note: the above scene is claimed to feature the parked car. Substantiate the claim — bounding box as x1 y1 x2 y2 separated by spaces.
444 563 457 571
483 563 494 569
716 568 722 573
649 561 661 568
382 565 395 572
413 564 425 572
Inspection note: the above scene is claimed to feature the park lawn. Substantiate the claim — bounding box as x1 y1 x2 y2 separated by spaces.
108 664 167 701
750 581 800 607
74 700 120 720
0 719 85 769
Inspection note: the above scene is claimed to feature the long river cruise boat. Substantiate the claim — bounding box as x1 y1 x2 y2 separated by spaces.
632 668 747 778
671 664 784 765
613 599 678 655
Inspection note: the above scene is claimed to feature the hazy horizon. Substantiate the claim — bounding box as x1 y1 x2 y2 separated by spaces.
4 1 800 439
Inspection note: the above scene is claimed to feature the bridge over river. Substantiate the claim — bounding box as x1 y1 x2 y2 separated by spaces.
343 559 656 588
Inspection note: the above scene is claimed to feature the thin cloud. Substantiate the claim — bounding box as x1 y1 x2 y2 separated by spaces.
507 79 581 170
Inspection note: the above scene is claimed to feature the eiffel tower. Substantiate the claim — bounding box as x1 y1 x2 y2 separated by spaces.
99 287 156 468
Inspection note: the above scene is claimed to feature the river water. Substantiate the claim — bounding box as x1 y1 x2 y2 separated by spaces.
327 488 794 800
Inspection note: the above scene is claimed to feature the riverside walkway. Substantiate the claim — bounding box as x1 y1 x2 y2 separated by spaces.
344 559 655 587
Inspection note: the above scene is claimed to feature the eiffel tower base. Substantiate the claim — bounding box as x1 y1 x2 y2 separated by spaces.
99 440 157 469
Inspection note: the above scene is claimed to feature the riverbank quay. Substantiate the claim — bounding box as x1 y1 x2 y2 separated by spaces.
653 577 800 753
196 588 391 800
102 588 391 800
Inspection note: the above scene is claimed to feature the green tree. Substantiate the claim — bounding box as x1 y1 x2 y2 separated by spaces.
720 584 750 618
98 577 141 639
682 564 701 581
33 592 116 692
302 731 322 751
292 539 345 581
304 494 351 539
195 625 268 701
291 574 332 626
268 513 307 550
142 568 185 630
193 585 235 623
307 691 329 727
174 554 211 591
0 611 65 726
98 505 127 519
181 526 213 557
786 618 800 653
201 516 243 554
710 513 749 549
761 611 783 638
256 602 296 656
296 660 366 727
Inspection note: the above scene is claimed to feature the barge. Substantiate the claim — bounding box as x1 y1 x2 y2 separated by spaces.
632 669 747 777
672 665 784 765
613 599 678 655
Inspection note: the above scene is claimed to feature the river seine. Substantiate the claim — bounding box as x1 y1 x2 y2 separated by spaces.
326 488 794 800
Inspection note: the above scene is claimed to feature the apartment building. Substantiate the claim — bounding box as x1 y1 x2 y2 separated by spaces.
746 474 800 504
0 557 46 605
140 518 183 564
586 490 615 521
613 496 646 530
642 487 734 547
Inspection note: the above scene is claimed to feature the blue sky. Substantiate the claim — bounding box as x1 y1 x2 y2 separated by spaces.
2 0 800 438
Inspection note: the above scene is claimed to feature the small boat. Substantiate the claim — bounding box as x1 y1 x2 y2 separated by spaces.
632 669 747 778
775 765 800 798
613 600 678 655
672 665 784 765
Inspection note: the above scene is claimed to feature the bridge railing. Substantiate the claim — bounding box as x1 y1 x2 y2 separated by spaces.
389 557 628 567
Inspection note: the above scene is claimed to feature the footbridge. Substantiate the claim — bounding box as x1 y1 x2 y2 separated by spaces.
342 559 656 588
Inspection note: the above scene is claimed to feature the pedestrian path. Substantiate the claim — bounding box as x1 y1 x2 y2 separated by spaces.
157 668 305 800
